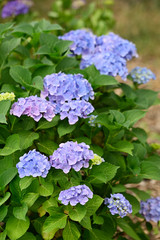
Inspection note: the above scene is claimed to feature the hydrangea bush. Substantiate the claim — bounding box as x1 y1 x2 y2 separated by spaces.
0 19 160 240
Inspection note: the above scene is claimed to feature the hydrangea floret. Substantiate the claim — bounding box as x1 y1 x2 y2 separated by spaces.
59 29 96 56
41 72 94 124
129 67 156 84
58 184 93 206
10 95 55 122
16 150 51 178
0 92 15 101
59 100 94 124
88 115 101 128
90 154 105 169
104 193 132 218
139 197 160 222
50 141 94 173
1 0 32 18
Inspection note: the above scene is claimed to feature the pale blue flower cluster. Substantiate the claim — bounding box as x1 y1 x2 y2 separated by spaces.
96 32 138 60
139 197 160 222
1 0 32 18
129 67 156 84
59 30 138 80
59 29 96 56
10 95 55 122
41 72 94 124
104 193 132 218
16 150 51 178
58 184 93 206
50 141 94 173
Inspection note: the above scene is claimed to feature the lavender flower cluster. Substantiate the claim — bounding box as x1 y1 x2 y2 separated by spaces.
59 29 96 57
41 72 94 124
58 184 93 206
10 95 55 122
129 67 156 84
16 150 51 178
139 197 160 222
60 30 138 80
104 193 132 218
50 141 94 173
1 0 32 18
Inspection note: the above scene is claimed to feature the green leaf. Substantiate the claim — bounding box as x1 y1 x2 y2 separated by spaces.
39 182 54 197
10 65 32 87
140 161 160 180
56 57 79 72
34 19 62 32
128 188 150 201
127 155 141 175
63 221 80 240
0 22 14 35
93 214 104 225
132 128 147 144
19 177 33 191
93 75 118 88
135 89 158 109
80 216 92 230
58 120 76 137
109 110 125 124
0 100 11 124
0 168 17 188
68 204 87 222
32 76 44 90
0 134 20 156
13 203 28 220
42 213 67 234
36 140 58 155
6 216 30 240
12 23 33 35
84 229 110 240
17 232 36 240
107 141 134 155
0 205 8 221
55 40 72 55
0 38 21 64
112 184 126 193
123 110 146 127
116 218 141 240
22 193 39 208
36 115 59 130
0 192 11 206
0 230 7 240
88 162 119 184
85 195 103 217
18 131 39 150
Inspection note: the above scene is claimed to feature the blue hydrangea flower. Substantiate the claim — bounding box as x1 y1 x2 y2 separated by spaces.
16 150 51 178
1 0 32 18
50 141 94 173
41 72 94 107
80 49 128 80
96 32 138 61
104 193 132 218
59 100 94 125
59 29 96 57
58 184 93 206
139 197 160 222
129 67 156 84
10 95 55 122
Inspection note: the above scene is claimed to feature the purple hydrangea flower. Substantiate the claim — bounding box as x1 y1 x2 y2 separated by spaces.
59 29 96 57
10 95 55 122
41 72 94 106
139 197 160 222
1 0 32 18
60 100 94 125
104 193 132 218
129 67 156 84
80 49 128 80
58 184 93 206
50 141 94 173
96 32 138 61
16 150 51 178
